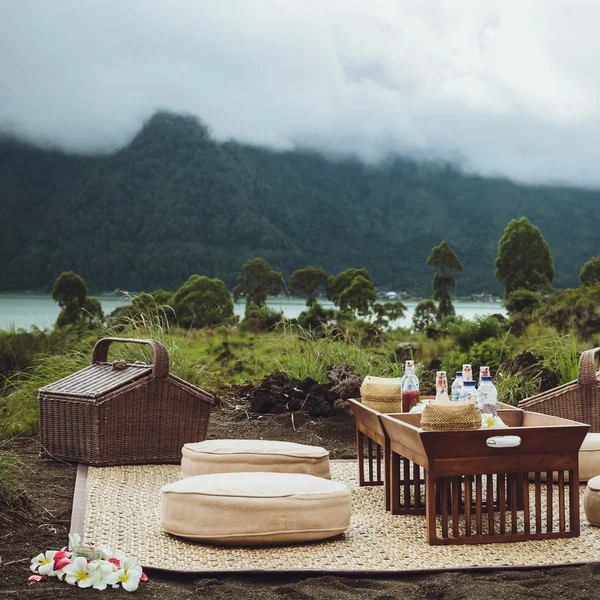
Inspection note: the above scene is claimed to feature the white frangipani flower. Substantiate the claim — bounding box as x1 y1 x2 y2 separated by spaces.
62 556 100 588
30 551 57 575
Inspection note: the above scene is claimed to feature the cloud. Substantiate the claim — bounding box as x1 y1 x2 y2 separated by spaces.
2 0 600 185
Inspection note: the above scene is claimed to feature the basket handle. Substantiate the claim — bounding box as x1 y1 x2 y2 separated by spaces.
577 347 600 386
91 338 169 379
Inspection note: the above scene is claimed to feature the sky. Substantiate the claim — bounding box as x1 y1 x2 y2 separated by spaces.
2 0 600 186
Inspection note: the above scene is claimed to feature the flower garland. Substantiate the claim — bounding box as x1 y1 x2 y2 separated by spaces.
29 533 148 592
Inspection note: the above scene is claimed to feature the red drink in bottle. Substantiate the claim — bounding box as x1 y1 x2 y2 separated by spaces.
402 388 420 412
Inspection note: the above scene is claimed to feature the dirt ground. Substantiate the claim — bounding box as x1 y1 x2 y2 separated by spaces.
3 402 600 599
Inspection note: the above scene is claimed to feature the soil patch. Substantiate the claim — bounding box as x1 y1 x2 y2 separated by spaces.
4 401 600 598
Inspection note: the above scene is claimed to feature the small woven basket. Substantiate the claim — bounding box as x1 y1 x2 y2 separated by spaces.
421 401 482 431
360 376 402 413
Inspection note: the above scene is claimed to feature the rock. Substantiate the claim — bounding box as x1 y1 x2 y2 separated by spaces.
326 364 364 401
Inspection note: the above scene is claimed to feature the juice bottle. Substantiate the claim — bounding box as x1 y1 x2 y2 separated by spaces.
401 365 420 412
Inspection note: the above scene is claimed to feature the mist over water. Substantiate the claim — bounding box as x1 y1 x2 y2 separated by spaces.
2 1 600 185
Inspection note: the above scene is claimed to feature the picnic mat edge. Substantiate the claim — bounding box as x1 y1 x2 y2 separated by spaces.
71 462 600 575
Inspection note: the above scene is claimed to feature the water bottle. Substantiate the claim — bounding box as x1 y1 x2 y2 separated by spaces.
478 366 490 388
435 371 450 402
477 376 498 417
451 371 463 401
458 380 477 403
400 360 415 392
462 363 473 382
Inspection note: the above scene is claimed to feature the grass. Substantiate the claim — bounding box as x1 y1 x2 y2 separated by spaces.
0 438 25 507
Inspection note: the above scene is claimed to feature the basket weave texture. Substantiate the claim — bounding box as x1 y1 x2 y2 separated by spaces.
421 401 482 431
360 376 402 413
39 337 213 466
519 347 600 432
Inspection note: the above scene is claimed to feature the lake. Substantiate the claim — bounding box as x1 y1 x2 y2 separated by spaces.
0 293 506 331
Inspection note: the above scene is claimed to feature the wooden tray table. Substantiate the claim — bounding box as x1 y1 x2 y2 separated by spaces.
379 410 589 545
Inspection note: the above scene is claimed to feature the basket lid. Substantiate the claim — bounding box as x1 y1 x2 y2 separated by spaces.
39 362 152 399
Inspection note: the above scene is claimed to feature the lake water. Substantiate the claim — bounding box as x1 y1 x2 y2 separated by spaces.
0 293 506 331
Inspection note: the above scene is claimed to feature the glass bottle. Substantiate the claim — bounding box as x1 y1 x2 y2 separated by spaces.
478 366 490 388
400 360 415 392
462 363 473 382
435 371 450 402
401 367 420 412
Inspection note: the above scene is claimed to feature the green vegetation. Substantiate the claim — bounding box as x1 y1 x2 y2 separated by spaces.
495 217 554 296
2 112 600 296
288 266 328 306
0 439 24 507
172 275 234 328
233 258 282 312
427 240 463 319
52 271 104 327
580 256 600 287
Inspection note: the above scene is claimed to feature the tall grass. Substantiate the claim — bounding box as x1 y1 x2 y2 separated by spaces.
0 439 25 507
275 324 403 381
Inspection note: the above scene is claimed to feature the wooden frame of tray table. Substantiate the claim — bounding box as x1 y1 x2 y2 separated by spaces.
379 410 589 545
348 399 517 514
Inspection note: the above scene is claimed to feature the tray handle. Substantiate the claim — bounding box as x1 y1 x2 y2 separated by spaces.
486 435 522 448
91 338 169 379
577 347 600 386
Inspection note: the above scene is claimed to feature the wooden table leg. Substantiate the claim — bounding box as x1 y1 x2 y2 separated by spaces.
426 471 437 543
384 436 391 512
356 429 364 485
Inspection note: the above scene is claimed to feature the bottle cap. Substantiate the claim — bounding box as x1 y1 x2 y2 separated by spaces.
464 381 476 386
481 376 493 382
455 372 462 376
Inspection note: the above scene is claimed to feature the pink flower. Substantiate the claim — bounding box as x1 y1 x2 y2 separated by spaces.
140 572 148 582
108 558 120 568
54 556 71 571
28 575 47 582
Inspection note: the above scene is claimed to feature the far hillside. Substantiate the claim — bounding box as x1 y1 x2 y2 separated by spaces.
1 111 598 294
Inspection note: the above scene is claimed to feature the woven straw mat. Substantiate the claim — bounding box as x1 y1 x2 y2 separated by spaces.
83 462 600 573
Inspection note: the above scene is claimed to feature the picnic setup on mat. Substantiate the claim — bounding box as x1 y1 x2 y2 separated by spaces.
36 338 600 573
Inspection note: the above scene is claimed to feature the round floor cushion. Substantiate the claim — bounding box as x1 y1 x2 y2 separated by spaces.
584 475 600 526
580 433 600 482
181 439 331 479
161 472 352 545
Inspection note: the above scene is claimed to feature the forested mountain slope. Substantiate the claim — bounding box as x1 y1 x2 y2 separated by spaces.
1 112 598 295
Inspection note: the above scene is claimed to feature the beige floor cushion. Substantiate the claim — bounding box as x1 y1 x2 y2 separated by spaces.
181 439 330 479
584 475 600 526
529 432 600 482
580 433 600 482
161 471 351 546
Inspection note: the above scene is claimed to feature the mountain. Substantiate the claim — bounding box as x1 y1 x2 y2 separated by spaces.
1 112 598 296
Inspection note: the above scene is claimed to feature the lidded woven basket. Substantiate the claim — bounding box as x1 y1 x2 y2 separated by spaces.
39 337 213 466
421 401 482 431
519 347 600 432
360 376 402 413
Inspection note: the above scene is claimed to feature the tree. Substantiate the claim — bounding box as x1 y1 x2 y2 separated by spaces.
233 258 282 310
172 275 234 328
338 275 376 317
326 268 372 306
412 299 437 333
503 289 542 315
52 271 89 326
580 257 600 287
426 241 463 320
372 300 407 330
288 266 328 306
495 217 554 295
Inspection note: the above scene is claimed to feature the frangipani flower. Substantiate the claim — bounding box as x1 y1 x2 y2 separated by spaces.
106 563 142 592
481 413 495 428
88 561 116 591
30 551 57 576
62 556 100 588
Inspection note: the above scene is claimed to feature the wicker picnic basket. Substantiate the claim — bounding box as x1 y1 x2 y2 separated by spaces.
360 376 402 413
519 347 600 432
421 401 482 431
39 337 213 466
